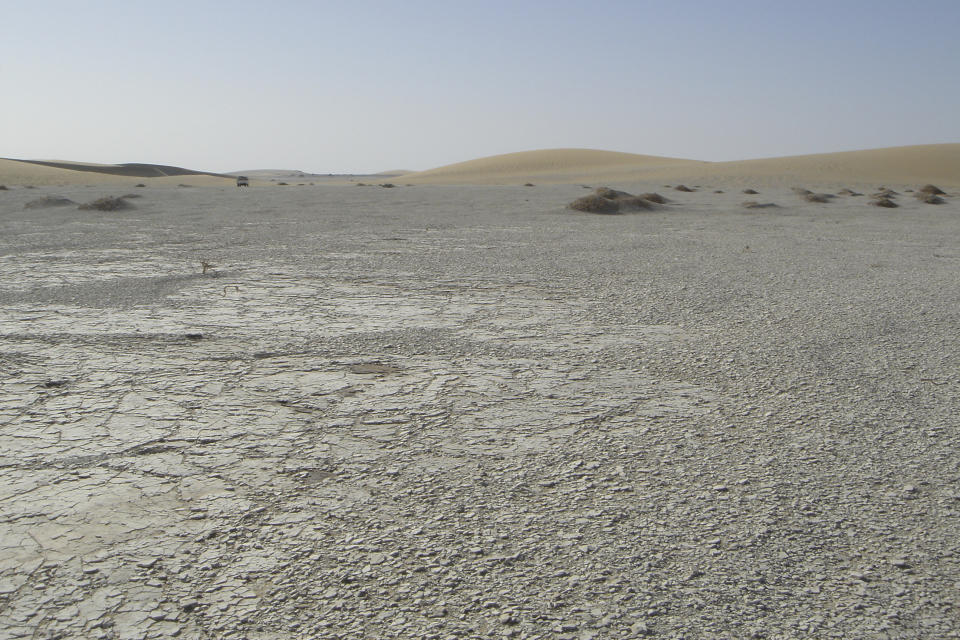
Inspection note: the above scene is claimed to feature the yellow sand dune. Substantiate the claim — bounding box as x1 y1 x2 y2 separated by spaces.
402 149 699 184
402 144 960 187
0 159 232 187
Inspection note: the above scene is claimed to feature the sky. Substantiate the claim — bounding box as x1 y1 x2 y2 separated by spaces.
2 0 960 173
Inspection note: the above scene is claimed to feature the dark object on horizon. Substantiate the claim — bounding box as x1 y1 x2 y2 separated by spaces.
236 176 250 187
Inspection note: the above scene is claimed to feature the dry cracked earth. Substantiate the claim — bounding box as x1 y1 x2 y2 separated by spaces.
1 184 958 639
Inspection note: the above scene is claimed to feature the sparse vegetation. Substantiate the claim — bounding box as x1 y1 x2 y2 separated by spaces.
78 196 133 211
568 194 620 214
380 183 396 188
135 183 146 188
742 201 779 209
742 188 758 194
916 193 945 204
524 183 535 187
673 185 695 192
870 197 898 208
838 188 863 196
919 184 945 195
0 185 8 191
640 192 669 204
569 188 667 214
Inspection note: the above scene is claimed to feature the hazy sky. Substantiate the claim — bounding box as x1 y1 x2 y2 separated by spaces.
3 0 959 173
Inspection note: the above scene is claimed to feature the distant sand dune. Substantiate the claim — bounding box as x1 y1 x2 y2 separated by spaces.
402 149 700 184
402 144 960 187
0 159 232 186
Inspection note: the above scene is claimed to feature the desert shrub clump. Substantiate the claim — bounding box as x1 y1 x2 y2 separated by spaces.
78 196 133 211
569 194 621 214
869 197 899 208
918 184 945 195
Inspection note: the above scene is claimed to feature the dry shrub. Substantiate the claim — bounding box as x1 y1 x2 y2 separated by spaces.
277 182 289 186
640 192 669 204
916 193 945 204
568 194 620 213
673 185 694 192
524 183 535 187
838 188 863 196
742 188 758 194
135 183 146 188
742 201 779 209
919 184 945 195
714 190 724 193
617 196 655 210
875 187 899 196
78 196 133 211
380 183 396 188
0 185 8 191
25 196 75 209
869 197 898 208
121 193 143 199
595 187 631 199
356 182 367 186
804 193 833 203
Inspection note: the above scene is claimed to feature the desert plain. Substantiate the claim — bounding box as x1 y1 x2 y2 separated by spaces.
1 146 959 639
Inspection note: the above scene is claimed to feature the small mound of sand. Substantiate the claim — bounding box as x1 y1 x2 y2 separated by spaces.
742 188 759 194
875 187 899 197
673 185 695 192
804 193 834 203
915 193 945 204
25 196 76 210
838 188 863 196
78 196 133 211
569 194 620 214
616 196 655 210
742 201 779 209
869 197 898 208
791 187 812 196
918 184 945 195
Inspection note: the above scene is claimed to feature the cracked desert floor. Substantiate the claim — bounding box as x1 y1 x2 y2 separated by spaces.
1 183 958 639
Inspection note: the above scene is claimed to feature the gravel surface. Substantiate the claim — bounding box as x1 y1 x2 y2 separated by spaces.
1 183 958 639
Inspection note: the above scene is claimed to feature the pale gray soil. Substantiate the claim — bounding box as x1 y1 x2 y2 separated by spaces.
1 183 958 639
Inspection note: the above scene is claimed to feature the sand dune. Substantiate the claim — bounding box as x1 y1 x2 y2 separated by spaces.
0 159 232 187
402 144 960 187
401 149 700 184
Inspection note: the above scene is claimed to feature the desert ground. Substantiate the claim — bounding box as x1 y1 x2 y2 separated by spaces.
1 148 959 639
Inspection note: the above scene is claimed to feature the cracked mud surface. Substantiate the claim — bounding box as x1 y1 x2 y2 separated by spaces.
1 184 959 638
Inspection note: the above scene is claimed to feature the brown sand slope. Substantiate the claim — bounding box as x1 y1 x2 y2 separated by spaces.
402 144 960 187
401 149 701 184
0 158 232 186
